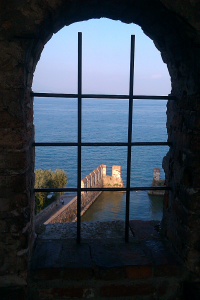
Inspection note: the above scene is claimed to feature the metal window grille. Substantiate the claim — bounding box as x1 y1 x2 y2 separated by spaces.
32 32 174 243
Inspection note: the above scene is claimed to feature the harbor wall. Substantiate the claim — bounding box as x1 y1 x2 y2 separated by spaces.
35 200 59 225
42 164 124 224
45 165 105 224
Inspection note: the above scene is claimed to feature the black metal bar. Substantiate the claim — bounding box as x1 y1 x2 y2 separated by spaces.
82 95 175 100
31 92 78 98
77 32 82 244
31 91 176 101
132 142 171 146
85 186 171 191
33 141 172 147
34 188 78 192
34 186 171 193
125 35 135 243
33 142 78 146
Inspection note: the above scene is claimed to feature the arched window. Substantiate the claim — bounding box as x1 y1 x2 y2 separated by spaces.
32 19 172 243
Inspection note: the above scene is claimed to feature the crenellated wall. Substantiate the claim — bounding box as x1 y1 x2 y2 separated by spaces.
41 164 124 224
103 165 124 188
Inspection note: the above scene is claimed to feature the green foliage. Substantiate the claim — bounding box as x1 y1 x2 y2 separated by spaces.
35 169 68 214
113 183 122 187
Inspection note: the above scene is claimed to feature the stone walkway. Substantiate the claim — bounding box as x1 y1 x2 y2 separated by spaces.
36 193 77 225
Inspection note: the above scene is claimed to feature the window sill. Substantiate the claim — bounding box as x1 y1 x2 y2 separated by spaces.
31 220 182 280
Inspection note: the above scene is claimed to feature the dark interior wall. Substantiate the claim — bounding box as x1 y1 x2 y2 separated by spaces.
0 0 200 288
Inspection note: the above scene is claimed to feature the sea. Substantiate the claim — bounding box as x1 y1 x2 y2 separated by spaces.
34 98 168 222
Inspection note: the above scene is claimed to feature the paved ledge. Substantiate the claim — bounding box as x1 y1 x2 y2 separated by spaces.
31 220 182 281
35 220 134 241
28 221 186 299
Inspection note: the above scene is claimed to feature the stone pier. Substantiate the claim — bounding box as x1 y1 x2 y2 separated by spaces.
39 164 124 224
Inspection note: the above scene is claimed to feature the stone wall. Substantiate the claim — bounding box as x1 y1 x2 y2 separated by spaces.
43 164 124 224
153 168 160 181
45 165 104 223
112 165 121 179
162 94 200 275
35 200 59 225
103 164 124 187
148 168 165 196
44 195 77 223
0 0 200 297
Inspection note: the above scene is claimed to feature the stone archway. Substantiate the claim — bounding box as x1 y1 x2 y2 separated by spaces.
1 0 200 292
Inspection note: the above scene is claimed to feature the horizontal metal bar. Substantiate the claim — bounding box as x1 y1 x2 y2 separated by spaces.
33 142 172 147
34 142 78 146
132 142 171 146
31 92 78 98
31 92 176 101
130 186 171 191
133 95 175 100
34 188 78 192
34 186 171 193
82 95 174 100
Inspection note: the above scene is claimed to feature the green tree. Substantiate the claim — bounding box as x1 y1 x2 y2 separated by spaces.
35 169 68 214
52 169 68 199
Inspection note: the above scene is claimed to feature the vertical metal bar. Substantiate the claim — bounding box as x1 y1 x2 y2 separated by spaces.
125 35 135 242
77 32 82 244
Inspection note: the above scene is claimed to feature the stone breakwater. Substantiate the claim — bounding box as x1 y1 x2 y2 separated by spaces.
40 164 124 224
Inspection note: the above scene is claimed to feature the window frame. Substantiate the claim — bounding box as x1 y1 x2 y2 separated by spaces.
32 32 173 243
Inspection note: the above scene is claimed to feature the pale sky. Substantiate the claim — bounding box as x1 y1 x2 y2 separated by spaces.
32 18 171 95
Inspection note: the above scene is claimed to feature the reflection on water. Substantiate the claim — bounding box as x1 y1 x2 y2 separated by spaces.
82 192 125 222
81 191 163 222
148 194 164 219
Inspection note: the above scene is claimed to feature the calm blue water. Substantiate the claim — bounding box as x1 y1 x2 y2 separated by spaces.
34 98 168 221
